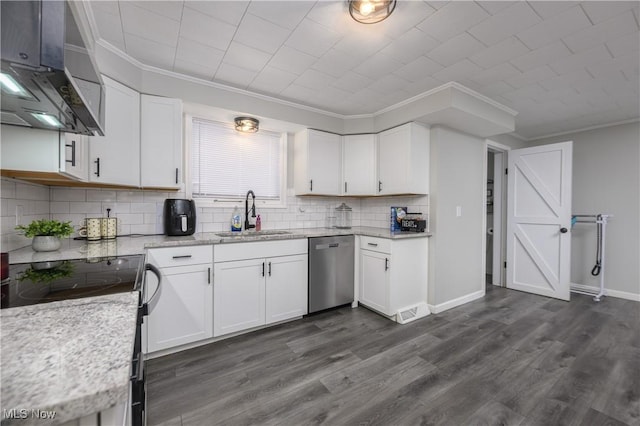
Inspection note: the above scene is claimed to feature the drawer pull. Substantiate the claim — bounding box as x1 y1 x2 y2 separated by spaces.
172 255 192 259
208 267 211 284
367 243 378 247
262 262 265 277
385 258 389 271
268 261 272 277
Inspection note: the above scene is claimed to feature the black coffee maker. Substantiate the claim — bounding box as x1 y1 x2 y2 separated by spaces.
164 199 196 236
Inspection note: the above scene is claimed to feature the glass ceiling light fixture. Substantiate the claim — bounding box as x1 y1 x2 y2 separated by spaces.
234 116 259 133
348 0 396 24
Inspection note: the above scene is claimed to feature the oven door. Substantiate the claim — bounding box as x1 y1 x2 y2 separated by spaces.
131 263 161 426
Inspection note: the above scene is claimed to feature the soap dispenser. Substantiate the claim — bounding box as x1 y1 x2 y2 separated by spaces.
231 206 242 232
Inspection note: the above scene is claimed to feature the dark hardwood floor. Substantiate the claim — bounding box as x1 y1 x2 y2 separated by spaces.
146 285 640 426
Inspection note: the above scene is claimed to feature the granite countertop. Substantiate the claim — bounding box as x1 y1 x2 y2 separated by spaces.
9 227 430 264
0 292 139 426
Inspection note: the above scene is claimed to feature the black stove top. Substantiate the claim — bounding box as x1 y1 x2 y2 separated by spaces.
1 255 144 309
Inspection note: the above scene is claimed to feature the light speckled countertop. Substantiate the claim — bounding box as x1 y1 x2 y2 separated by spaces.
0 292 139 426
8 227 430 264
2 226 429 423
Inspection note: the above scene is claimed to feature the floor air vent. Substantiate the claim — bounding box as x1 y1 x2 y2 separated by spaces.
396 303 430 324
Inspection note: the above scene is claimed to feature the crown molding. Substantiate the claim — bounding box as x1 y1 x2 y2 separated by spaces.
526 118 640 142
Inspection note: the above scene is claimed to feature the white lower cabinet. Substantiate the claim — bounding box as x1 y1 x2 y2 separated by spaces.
145 246 213 354
213 258 266 336
358 236 428 318
213 240 308 337
265 254 308 324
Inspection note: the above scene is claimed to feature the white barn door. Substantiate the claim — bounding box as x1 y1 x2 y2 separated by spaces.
506 141 572 301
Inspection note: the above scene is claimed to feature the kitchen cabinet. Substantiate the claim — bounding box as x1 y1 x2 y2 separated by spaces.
0 125 89 182
140 95 183 189
294 129 342 195
342 134 376 195
58 133 89 180
145 245 213 353
377 123 430 195
213 239 308 337
89 76 140 187
358 236 428 318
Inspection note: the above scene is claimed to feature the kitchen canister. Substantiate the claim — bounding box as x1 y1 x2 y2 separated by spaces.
335 203 352 229
80 218 102 241
101 218 117 239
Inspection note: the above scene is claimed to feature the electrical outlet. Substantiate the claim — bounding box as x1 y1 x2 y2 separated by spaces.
15 205 24 225
456 206 462 217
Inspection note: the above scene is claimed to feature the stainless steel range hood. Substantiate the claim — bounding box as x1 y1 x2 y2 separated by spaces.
1 1 105 136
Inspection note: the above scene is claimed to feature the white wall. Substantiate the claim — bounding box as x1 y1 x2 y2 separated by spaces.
428 126 485 308
528 122 640 300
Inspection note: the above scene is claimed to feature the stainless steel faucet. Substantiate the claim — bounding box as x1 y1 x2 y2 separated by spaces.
245 190 256 231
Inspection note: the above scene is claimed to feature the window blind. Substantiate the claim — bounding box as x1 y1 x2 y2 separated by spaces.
191 118 281 199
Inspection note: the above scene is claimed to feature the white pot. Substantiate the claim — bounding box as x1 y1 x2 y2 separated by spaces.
32 236 62 252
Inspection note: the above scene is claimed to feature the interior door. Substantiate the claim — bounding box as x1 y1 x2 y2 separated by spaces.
506 141 572 300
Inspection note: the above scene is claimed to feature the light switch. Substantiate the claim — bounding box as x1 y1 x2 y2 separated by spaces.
456 206 462 217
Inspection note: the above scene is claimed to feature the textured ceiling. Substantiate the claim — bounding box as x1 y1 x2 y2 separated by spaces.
87 1 640 139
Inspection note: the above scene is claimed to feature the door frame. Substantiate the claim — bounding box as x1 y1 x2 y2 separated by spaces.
484 140 511 288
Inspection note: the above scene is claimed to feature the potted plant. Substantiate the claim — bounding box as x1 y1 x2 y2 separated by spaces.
15 219 74 252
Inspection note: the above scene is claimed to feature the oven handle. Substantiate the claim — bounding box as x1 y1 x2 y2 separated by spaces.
143 263 162 315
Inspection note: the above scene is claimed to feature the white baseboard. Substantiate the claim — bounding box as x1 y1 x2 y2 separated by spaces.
571 283 640 302
428 289 485 314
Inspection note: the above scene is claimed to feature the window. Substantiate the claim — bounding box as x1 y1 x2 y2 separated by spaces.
189 118 286 206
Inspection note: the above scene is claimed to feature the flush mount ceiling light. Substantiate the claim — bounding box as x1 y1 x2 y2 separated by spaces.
348 0 396 24
234 116 259 133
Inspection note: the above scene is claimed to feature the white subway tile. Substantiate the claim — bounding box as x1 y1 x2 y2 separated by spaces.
105 203 130 214
52 188 86 202
70 202 102 214
118 224 131 235
116 213 144 225
143 192 169 202
117 191 144 202
130 202 156 214
130 224 156 235
143 213 157 224
87 190 117 202
1 178 16 199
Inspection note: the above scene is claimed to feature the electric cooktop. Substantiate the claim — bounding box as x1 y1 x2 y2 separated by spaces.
1 255 144 309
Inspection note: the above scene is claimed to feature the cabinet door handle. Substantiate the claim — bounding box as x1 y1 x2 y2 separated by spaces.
378 181 382 192
385 258 389 271
262 262 265 277
344 182 347 193
172 255 192 259
65 140 76 166
268 261 272 276
367 242 378 247
207 267 211 284
94 157 100 177
175 168 179 184
310 179 313 192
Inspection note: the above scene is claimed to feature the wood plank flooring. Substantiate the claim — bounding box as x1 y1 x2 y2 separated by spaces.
146 286 640 426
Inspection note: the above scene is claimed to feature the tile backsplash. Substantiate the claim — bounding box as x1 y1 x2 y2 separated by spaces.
1 177 428 251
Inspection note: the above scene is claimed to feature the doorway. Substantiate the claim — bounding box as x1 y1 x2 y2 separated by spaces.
485 141 509 289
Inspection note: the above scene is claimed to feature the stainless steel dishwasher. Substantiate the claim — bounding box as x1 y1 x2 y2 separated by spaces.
308 235 355 313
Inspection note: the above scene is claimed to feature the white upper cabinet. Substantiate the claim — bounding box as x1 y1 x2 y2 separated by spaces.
59 133 89 181
377 123 430 195
294 129 342 195
89 76 140 186
342 134 376 196
140 95 183 189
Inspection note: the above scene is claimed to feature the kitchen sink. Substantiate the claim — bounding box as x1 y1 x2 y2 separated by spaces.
215 230 292 237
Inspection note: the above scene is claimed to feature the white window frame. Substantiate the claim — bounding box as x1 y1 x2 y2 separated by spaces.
184 114 288 209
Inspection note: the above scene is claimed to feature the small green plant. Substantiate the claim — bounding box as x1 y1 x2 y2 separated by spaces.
15 219 74 238
18 261 74 283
